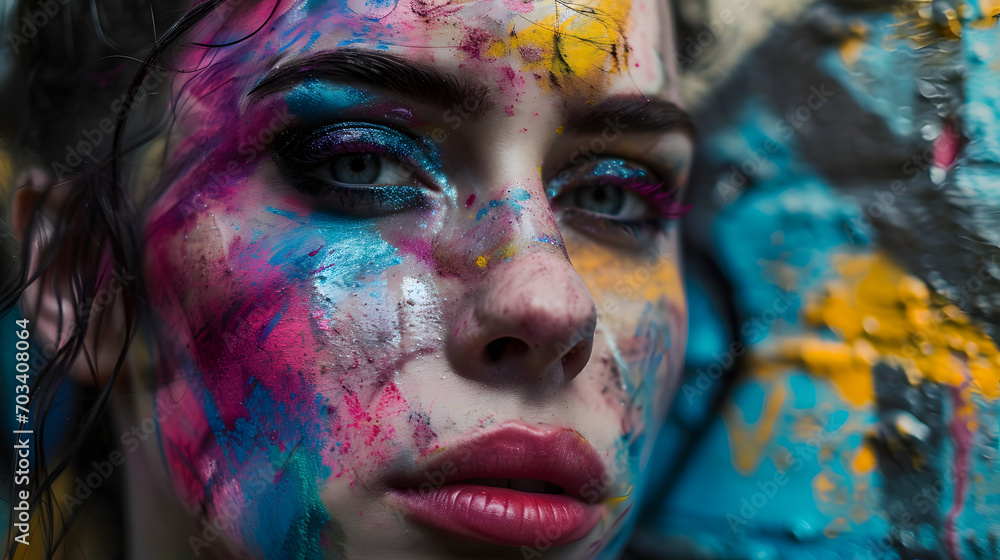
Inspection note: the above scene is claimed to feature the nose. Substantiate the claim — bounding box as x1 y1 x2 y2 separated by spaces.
449 247 599 389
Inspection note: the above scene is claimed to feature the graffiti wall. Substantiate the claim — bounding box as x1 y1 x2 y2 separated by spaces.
636 0 1000 558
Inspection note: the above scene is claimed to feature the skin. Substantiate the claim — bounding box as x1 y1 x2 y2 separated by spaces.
104 0 693 558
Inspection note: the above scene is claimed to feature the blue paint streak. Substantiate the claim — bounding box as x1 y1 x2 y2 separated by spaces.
263 207 401 310
258 304 286 346
476 190 530 220
286 80 372 123
202 380 332 559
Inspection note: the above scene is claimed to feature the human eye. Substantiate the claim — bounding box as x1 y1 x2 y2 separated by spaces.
548 158 689 246
272 122 445 216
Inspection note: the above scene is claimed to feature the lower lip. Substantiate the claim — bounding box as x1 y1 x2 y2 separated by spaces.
389 484 602 547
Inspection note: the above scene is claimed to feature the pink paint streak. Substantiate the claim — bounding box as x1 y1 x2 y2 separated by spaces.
944 364 974 560
502 0 535 13
934 119 962 170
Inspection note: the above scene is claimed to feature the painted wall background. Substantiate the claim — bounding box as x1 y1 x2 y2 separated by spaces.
631 0 1000 558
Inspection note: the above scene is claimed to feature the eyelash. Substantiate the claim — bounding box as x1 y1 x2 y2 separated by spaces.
550 160 687 244
271 123 686 245
271 122 442 215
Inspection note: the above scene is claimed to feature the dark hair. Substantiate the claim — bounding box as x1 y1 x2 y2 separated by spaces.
0 1 265 556
2 1 671 557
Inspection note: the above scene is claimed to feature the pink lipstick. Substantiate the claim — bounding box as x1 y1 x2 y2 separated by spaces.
386 423 608 547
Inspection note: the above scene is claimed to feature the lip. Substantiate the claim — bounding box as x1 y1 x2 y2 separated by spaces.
385 422 609 547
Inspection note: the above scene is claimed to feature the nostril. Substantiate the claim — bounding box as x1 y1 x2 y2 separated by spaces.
485 338 507 362
485 337 530 362
560 341 587 365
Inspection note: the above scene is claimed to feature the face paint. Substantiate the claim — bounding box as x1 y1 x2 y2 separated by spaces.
127 0 688 558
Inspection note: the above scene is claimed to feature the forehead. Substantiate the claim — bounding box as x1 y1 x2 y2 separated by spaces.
196 0 674 100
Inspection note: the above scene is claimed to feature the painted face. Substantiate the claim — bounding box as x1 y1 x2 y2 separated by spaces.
135 0 691 558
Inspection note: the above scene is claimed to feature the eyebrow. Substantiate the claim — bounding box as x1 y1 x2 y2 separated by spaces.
564 96 695 137
247 50 494 116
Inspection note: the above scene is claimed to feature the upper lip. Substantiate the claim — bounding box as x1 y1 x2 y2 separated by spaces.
387 422 609 503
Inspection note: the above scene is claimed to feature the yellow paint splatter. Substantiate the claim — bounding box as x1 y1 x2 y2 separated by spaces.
838 23 868 66
980 0 1000 16
566 239 681 302
605 484 633 505
823 516 849 538
887 1 963 45
813 469 848 505
504 0 633 91
761 252 1000 404
722 383 787 474
476 255 488 268
976 0 1000 24
555 125 564 134
852 445 876 473
0 151 11 198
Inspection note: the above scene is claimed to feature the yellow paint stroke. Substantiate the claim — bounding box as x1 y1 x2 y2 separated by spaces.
838 23 868 67
476 255 488 268
722 383 787 474
499 244 517 259
0 151 11 198
886 1 963 46
974 0 1000 26
605 484 633 506
566 239 681 303
824 516 849 538
487 0 632 91
760 252 1000 404
850 481 873 524
980 0 1000 15
852 444 876 473
813 469 848 506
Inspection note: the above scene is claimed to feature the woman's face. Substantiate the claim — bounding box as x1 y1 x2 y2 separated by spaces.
135 0 690 557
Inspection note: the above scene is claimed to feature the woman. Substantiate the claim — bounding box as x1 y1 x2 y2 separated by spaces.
3 0 692 557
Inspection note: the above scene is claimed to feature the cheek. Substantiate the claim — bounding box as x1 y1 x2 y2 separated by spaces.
141 202 430 552
565 233 686 414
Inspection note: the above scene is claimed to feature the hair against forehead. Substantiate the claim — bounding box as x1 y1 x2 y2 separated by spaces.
138 0 684 214
166 0 676 104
